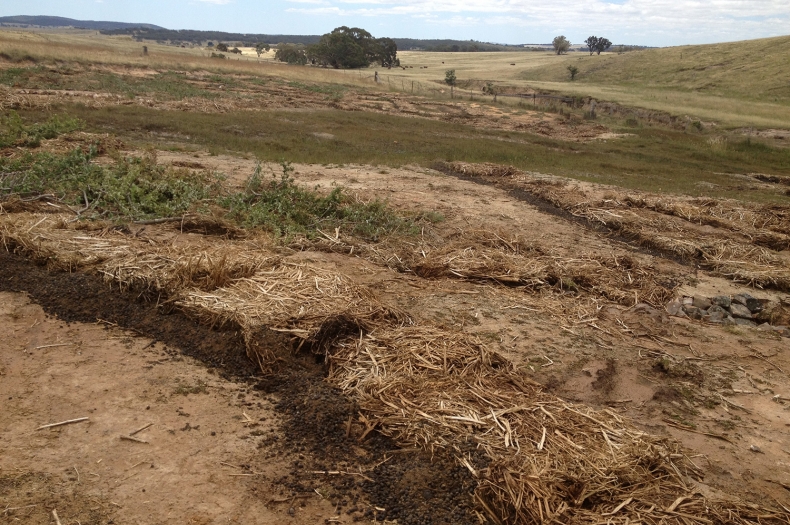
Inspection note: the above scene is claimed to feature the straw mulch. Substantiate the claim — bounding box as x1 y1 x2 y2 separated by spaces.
441 162 790 292
2 212 788 524
324 324 787 524
296 228 675 309
0 212 407 366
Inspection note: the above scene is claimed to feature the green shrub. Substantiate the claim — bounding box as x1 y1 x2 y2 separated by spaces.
0 148 221 220
221 162 412 240
0 111 82 148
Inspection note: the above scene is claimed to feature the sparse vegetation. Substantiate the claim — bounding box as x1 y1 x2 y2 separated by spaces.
0 143 414 240
220 162 413 239
0 111 81 148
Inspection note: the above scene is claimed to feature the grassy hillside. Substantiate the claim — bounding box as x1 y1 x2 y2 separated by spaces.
520 35 790 104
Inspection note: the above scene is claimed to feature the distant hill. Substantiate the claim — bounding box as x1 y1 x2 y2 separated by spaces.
0 15 163 31
519 34 790 103
101 27 538 51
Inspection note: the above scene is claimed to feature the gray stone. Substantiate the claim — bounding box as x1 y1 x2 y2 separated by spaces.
682 296 693 306
734 318 757 327
708 310 727 323
682 305 704 320
729 303 754 319
666 300 683 316
746 298 763 313
757 323 773 331
692 296 712 309
707 305 727 315
711 295 731 308
723 316 736 326
732 293 754 306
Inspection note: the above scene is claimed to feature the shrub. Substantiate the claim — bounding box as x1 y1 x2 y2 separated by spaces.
0 111 82 148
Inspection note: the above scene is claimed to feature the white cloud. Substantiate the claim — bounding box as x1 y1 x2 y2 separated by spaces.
285 0 790 43
196 0 233 4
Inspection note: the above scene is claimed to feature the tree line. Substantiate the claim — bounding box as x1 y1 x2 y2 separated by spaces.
551 35 613 55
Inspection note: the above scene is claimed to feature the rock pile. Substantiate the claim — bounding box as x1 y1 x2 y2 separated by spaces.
666 293 790 337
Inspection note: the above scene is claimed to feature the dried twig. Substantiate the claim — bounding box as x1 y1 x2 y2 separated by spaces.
37 417 89 430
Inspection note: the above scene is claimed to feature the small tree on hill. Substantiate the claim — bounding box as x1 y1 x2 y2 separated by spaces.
255 42 270 58
444 69 457 98
216 42 229 52
482 82 498 101
275 43 308 65
594 37 612 55
552 35 570 55
584 36 598 56
567 65 579 80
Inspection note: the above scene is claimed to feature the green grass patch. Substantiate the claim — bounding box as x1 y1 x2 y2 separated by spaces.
1 148 221 220
48 104 790 204
0 111 82 148
1 145 414 241
222 162 412 240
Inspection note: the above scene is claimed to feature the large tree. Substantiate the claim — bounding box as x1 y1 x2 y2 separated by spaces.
305 26 398 69
584 36 599 56
552 35 570 55
595 37 612 55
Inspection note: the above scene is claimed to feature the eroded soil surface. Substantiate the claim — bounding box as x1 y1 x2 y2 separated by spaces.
3 150 790 522
0 63 609 142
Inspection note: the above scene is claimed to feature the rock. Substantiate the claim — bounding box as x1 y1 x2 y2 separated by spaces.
749 445 763 453
757 323 773 331
682 296 693 306
666 299 684 316
732 293 754 306
732 293 762 312
734 318 757 327
746 298 764 313
730 303 754 319
711 295 731 308
707 309 728 323
682 305 704 320
723 316 736 326
692 296 712 309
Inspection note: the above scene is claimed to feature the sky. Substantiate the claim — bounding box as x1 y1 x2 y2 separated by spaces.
1 0 789 47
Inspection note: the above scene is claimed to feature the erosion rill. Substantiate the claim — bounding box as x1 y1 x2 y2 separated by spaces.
1 210 788 524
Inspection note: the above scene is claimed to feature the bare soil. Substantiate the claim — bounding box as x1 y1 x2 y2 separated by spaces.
3 148 790 520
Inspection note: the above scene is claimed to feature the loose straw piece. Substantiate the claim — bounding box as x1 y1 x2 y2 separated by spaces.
120 434 149 444
37 417 89 430
129 423 153 436
34 343 73 350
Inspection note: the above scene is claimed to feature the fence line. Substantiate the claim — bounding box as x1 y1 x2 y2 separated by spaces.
349 71 582 108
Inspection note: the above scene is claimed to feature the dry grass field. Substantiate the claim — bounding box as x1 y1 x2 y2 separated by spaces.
2 27 790 525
